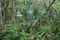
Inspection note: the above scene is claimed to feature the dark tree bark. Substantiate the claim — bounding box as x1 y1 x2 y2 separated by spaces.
47 0 56 11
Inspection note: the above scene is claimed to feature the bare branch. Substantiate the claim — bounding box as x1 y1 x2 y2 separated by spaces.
47 0 56 11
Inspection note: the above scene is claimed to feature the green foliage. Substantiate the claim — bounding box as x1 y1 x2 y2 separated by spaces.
0 23 60 40
0 0 60 40
52 2 60 9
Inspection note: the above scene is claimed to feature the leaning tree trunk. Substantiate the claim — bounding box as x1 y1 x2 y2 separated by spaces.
45 0 56 24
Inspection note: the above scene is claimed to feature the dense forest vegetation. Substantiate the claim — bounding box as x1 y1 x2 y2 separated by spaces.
0 0 60 40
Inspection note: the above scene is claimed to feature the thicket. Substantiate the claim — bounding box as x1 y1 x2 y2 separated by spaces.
0 0 60 40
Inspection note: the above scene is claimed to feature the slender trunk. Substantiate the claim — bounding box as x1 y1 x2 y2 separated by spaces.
0 0 3 25
47 0 56 11
46 0 56 24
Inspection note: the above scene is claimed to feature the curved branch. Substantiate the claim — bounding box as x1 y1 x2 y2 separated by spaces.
47 0 56 11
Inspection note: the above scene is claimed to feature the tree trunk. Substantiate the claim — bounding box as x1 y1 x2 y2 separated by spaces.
0 0 3 25
1 0 9 24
